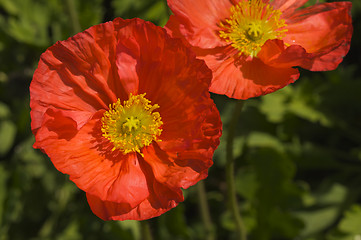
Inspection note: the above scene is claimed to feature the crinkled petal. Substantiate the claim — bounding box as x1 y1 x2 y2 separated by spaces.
86 193 178 221
144 50 220 149
258 39 308 68
166 0 233 48
158 102 221 157
200 49 299 99
301 41 351 71
34 110 148 206
258 39 349 72
117 20 222 187
30 18 140 133
115 38 139 94
113 19 222 150
142 143 213 191
270 0 308 17
86 157 184 221
31 17 222 221
283 2 352 70
164 16 190 46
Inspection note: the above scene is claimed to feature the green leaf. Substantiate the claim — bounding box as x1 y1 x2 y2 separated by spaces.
295 183 348 237
236 168 258 201
143 1 169 26
339 205 361 235
260 86 290 123
112 0 147 16
247 132 284 152
0 0 19 14
116 220 140 240
289 98 331 126
163 205 190 239
296 206 340 237
0 164 8 227
0 102 10 118
316 183 348 206
56 219 82 240
0 0 51 46
247 148 304 239
0 120 16 156
78 0 103 30
15 136 46 178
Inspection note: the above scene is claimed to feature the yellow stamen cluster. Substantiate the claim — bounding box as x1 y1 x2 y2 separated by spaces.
101 93 163 156
219 0 287 58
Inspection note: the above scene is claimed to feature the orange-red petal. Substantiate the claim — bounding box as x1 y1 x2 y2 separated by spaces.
283 2 352 71
86 155 184 221
270 0 309 17
86 181 181 221
258 39 309 68
86 195 177 221
31 17 222 221
30 19 141 134
34 111 149 206
112 19 222 150
166 0 232 48
198 48 299 99
142 144 211 191
115 20 222 189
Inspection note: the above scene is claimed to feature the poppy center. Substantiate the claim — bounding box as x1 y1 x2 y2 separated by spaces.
101 93 163 156
219 0 287 58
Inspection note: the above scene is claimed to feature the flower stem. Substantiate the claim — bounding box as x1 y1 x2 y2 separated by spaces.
140 220 153 240
226 100 247 240
65 0 81 34
197 180 215 240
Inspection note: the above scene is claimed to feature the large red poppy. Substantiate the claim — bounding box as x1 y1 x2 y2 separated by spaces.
30 18 222 221
165 0 353 99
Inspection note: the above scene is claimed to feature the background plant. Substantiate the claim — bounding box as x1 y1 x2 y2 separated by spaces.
0 0 360 239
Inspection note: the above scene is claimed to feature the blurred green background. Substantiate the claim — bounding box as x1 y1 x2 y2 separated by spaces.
0 0 360 239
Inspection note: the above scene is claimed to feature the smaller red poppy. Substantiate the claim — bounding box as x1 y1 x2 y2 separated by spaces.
30 18 222 221
165 0 353 99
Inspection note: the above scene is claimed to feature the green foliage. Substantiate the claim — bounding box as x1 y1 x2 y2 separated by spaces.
0 102 16 156
112 0 169 26
339 205 361 235
0 0 360 239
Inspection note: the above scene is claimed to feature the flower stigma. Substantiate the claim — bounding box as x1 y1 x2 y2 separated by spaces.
101 93 163 156
219 0 287 58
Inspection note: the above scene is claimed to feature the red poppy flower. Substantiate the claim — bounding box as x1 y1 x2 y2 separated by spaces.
30 18 222 221
165 0 353 99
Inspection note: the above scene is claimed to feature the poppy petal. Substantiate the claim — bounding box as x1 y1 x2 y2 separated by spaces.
258 39 309 68
86 184 180 221
31 17 222 221
159 102 221 155
142 143 212 191
132 32 221 187
125 25 221 188
138 51 219 148
87 156 184 221
30 19 140 133
113 19 221 147
271 0 309 16
283 2 352 70
34 110 149 206
166 0 233 48
199 49 299 99
164 15 191 47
